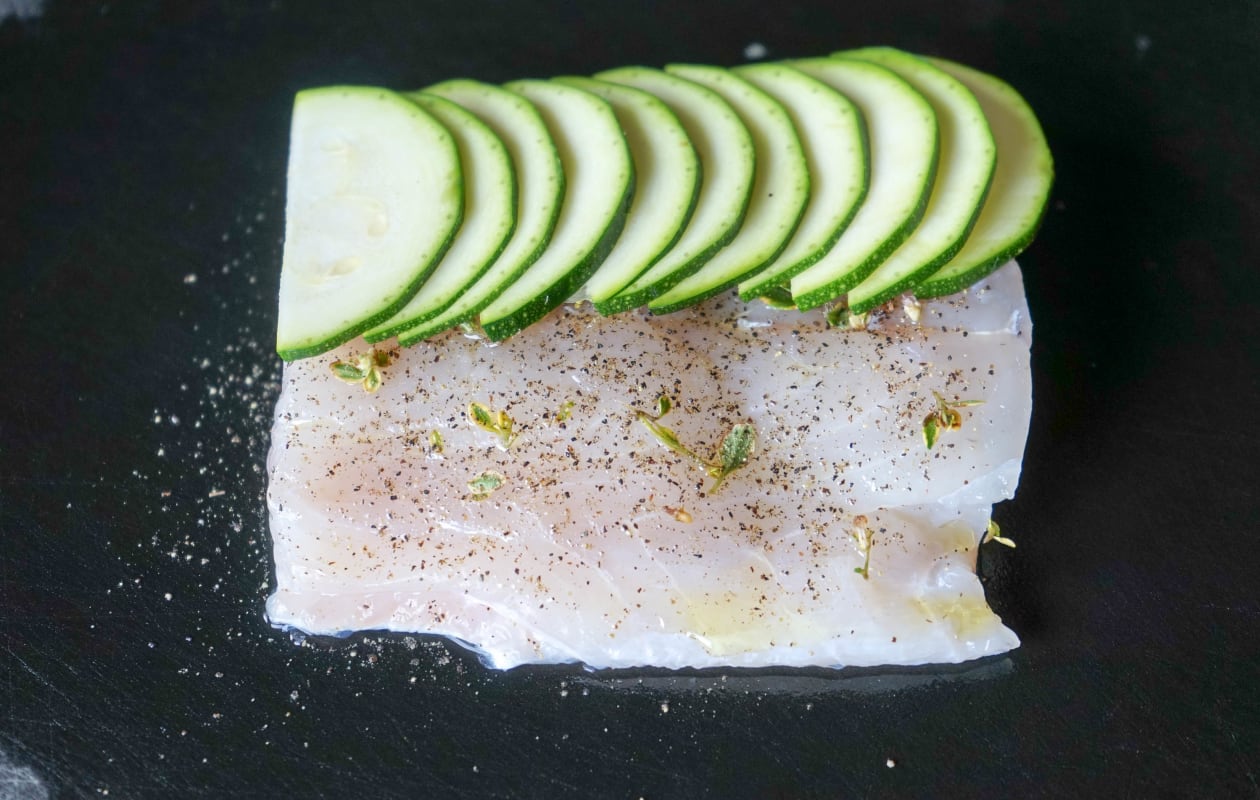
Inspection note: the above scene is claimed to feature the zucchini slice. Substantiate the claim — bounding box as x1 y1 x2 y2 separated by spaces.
734 62 869 303
363 92 516 341
913 57 1054 297
787 58 938 310
595 66 754 315
276 86 462 361
396 79 563 346
841 47 996 313
555 76 700 308
647 64 809 314
478 80 633 340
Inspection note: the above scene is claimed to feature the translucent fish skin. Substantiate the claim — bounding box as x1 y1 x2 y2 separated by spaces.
265 262 1032 670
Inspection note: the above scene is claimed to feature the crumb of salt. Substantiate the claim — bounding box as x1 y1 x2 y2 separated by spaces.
744 42 768 60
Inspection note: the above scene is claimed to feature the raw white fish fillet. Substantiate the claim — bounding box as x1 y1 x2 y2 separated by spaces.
266 261 1032 669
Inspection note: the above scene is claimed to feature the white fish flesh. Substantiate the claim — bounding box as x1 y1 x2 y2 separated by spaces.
265 261 1032 669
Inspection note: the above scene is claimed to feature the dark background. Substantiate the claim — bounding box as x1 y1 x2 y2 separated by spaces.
2 1 1258 797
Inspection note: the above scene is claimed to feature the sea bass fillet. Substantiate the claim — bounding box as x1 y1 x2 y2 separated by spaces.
266 262 1032 669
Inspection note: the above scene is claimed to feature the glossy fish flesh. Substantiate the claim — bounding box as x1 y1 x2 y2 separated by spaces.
265 261 1032 669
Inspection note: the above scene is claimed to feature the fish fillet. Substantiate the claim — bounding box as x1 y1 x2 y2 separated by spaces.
266 261 1032 669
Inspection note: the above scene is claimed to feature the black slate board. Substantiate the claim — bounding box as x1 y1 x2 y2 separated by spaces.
2 2 1258 797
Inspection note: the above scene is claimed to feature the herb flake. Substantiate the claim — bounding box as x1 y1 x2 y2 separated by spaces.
555 399 575 423
758 286 796 309
330 349 393 393
851 516 874 580
706 424 756 493
467 470 505 500
468 402 517 449
331 362 367 382
922 391 984 449
824 300 870 330
984 519 1016 548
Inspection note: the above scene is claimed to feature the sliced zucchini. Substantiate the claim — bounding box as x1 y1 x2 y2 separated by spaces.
595 66 754 315
275 52 1052 360
913 57 1054 297
477 80 633 340
647 64 809 314
363 92 516 342
555 76 700 308
276 86 462 361
732 62 868 302
396 79 562 346
787 58 938 310
840 48 996 313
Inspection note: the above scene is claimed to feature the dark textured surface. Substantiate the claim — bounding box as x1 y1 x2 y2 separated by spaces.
2 1 1258 797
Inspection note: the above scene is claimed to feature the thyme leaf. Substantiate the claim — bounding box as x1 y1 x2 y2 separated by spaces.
330 361 367 382
469 402 493 428
468 402 516 449
825 302 868 330
428 430 444 454
706 424 756 493
922 415 940 449
984 519 1016 548
636 412 703 463
330 349 393 393
851 516 874 580
467 470 505 500
758 286 796 309
555 399 575 423
923 391 984 449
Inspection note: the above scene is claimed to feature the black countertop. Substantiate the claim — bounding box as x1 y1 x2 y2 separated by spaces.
2 2 1258 797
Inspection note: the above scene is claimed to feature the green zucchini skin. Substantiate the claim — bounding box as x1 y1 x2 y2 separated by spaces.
646 64 809 315
787 58 939 311
734 62 869 303
362 92 517 342
392 79 564 346
594 66 754 316
913 57 1053 298
478 79 634 341
839 47 997 314
555 76 701 309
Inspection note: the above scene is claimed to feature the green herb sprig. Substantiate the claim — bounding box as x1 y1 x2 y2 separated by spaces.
984 519 1016 548
825 302 868 330
330 349 392 393
554 399 575 423
851 516 875 580
636 395 756 494
922 391 984 449
757 286 797 310
467 470 505 500
468 402 517 449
